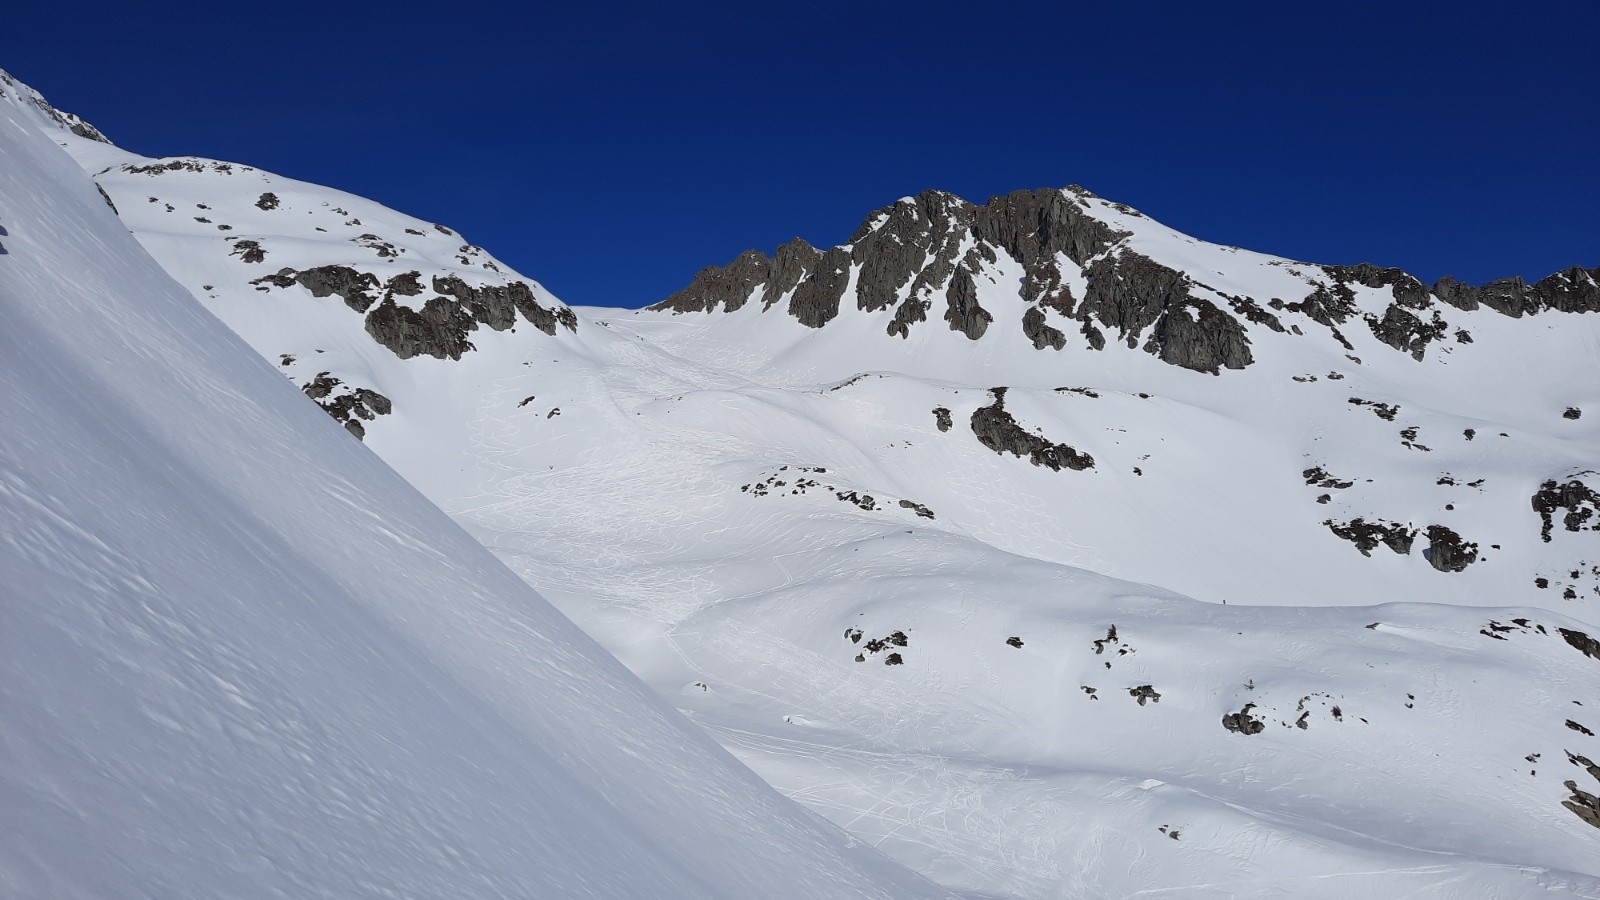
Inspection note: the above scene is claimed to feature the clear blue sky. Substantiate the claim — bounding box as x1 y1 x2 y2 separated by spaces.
7 1 1596 308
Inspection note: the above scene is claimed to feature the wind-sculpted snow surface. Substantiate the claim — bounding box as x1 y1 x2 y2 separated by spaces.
22 69 1600 897
0 77 941 899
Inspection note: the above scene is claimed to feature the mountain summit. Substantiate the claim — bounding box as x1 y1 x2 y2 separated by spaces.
657 185 1598 374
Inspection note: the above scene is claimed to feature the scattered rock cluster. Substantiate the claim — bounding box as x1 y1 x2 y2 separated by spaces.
1532 478 1600 542
1223 704 1266 735
1347 397 1400 421
846 628 908 665
300 372 392 440
1322 518 1478 572
740 466 935 519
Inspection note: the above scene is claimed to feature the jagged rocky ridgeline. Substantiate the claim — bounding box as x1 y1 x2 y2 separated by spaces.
251 265 577 360
653 187 1600 374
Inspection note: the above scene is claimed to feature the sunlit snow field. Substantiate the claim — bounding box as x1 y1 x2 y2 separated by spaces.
8 65 1598 898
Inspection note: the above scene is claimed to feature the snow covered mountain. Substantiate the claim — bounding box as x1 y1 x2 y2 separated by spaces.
11 68 1600 897
0 71 943 899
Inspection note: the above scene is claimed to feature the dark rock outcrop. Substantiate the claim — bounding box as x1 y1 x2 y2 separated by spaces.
1223 704 1266 735
1022 307 1067 350
1325 263 1431 309
886 297 929 338
1532 478 1600 542
970 186 1129 311
1079 252 1189 348
1560 628 1600 661
765 238 823 310
300 372 392 440
433 275 518 331
431 275 577 335
229 239 266 264
364 297 478 361
1323 518 1416 556
975 185 1129 271
1435 266 1600 317
1223 294 1285 332
255 261 576 357
1366 304 1448 360
656 249 770 314
847 192 952 312
932 407 952 432
789 246 851 328
1566 781 1600 830
120 158 240 176
386 271 425 296
1348 397 1399 421
1564 751 1600 830
1422 525 1478 572
1080 319 1106 350
1303 467 1354 489
970 387 1094 471
1145 297 1253 374
1129 685 1161 706
296 266 381 312
95 183 118 215
943 268 991 339
1273 281 1357 327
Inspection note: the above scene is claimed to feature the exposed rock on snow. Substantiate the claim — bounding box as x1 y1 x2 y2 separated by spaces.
301 372 392 439
1533 477 1600 543
1423 524 1479 572
1223 704 1267 735
970 387 1094 471
1323 518 1416 556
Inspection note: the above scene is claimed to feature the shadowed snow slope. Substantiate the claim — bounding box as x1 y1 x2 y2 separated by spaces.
0 78 942 899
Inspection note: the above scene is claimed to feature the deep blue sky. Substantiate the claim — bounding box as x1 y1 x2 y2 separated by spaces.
7 2 1596 307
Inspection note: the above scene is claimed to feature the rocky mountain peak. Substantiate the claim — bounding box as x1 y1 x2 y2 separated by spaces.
651 184 1599 376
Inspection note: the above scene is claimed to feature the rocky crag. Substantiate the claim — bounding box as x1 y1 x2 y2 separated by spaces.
654 187 1598 375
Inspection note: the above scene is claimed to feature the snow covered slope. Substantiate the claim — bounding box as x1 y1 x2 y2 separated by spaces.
23 67 1600 897
0 72 944 899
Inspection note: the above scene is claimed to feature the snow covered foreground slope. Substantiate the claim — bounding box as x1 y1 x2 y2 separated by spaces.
25 69 1600 897
0 77 944 898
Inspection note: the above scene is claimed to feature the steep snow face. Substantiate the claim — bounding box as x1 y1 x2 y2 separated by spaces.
29 70 1600 898
0 78 942 899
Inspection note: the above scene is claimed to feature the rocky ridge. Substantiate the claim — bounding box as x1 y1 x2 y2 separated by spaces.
654 187 1599 375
